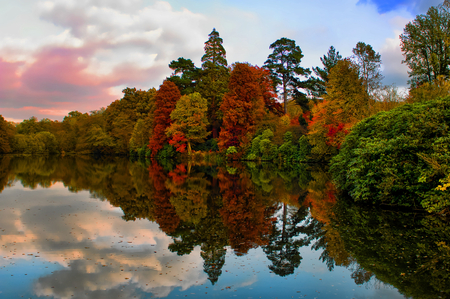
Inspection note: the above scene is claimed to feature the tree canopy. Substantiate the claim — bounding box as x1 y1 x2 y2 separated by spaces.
264 38 311 114
166 92 210 155
400 1 450 86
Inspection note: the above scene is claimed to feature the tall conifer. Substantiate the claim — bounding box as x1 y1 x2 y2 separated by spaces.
197 28 230 138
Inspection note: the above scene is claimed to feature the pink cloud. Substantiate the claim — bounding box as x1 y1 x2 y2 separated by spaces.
0 1 210 122
0 58 23 90
0 46 163 121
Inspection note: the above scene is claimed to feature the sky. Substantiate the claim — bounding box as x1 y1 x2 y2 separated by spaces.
0 0 443 122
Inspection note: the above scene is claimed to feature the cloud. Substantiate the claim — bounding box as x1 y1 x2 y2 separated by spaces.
0 0 208 121
0 0 444 121
379 32 410 88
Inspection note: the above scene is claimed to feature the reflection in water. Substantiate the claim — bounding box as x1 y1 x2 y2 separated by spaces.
332 201 450 299
0 156 448 298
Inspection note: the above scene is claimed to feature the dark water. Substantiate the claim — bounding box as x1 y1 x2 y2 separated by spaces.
0 156 448 298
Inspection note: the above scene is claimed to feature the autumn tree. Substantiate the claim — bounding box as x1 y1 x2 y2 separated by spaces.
166 92 210 156
400 1 450 86
149 80 181 156
264 37 311 114
0 115 14 154
106 87 156 153
408 75 450 103
197 28 230 138
308 46 342 99
218 63 267 150
308 59 369 160
352 42 383 94
168 57 201 95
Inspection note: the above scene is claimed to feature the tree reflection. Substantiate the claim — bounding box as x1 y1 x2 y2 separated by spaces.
332 201 450 298
218 163 276 255
1 155 448 295
263 203 309 276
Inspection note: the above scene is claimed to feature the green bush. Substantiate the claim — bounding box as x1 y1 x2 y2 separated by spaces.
192 138 219 152
330 98 450 213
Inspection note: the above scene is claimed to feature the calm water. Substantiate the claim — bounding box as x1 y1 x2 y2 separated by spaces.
0 156 448 299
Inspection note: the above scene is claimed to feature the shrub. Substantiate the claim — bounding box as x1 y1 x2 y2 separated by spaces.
330 98 450 213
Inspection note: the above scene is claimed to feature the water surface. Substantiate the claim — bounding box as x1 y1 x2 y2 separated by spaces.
0 156 448 298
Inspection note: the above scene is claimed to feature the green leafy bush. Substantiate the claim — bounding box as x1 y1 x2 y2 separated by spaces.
330 98 450 213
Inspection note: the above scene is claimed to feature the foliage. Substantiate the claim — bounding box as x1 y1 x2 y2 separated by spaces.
308 46 342 99
371 84 406 113
245 129 278 161
11 132 59 155
330 98 450 213
308 59 369 160
197 28 230 138
166 92 210 155
408 75 450 103
168 57 200 95
400 1 450 86
351 42 383 95
192 138 219 152
0 115 15 154
218 63 268 150
149 80 181 156
264 37 311 114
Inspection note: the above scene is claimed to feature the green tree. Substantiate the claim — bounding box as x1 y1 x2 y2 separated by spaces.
166 93 210 156
330 97 450 213
352 42 383 94
264 37 311 114
197 28 230 138
168 57 201 95
309 46 342 99
400 1 450 86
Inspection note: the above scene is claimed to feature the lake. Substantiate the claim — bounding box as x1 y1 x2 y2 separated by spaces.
0 156 448 298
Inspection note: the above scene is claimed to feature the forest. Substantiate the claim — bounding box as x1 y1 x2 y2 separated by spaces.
1 2 450 213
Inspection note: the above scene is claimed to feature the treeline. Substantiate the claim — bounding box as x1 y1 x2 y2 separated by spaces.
1 2 450 165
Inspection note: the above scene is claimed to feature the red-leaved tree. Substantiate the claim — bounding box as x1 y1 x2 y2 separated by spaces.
218 63 269 150
149 80 181 156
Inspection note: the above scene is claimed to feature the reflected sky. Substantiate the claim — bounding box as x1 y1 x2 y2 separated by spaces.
0 177 407 298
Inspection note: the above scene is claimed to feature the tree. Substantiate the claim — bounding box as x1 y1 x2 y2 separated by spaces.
218 63 267 150
105 87 156 154
166 92 210 156
264 38 311 114
352 42 383 94
309 46 342 99
197 28 230 138
167 57 200 95
149 80 181 156
308 59 369 160
0 115 14 154
408 75 450 103
330 97 450 213
400 1 450 86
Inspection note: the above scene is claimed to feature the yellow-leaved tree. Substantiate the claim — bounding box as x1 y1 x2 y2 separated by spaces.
166 92 210 156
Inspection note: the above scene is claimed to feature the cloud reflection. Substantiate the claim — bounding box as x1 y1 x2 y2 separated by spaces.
0 183 207 298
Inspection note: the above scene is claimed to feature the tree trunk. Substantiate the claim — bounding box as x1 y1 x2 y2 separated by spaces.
283 76 288 114
188 141 192 156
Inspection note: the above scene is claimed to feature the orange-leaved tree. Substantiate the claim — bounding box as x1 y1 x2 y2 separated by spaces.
308 59 369 160
218 63 269 150
149 80 181 156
